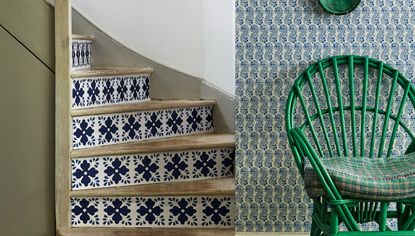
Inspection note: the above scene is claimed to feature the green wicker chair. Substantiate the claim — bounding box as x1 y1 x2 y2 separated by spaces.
286 55 415 235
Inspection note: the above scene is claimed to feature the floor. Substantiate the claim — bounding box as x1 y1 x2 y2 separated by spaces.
236 233 308 236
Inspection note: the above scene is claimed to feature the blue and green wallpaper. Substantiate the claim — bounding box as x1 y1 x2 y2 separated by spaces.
235 0 415 232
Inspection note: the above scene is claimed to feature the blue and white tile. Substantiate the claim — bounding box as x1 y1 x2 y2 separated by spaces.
102 198 133 226
72 75 150 109
71 197 100 226
71 196 234 228
72 158 101 189
167 197 198 226
71 148 235 190
72 106 214 149
72 40 92 70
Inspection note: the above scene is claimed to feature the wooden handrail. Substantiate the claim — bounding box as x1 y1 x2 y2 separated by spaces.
55 0 72 232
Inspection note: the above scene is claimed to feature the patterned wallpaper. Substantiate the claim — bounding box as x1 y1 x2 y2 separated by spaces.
235 0 415 232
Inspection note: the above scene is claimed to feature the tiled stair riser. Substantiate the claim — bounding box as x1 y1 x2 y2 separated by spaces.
72 106 214 149
72 40 92 70
71 148 235 190
72 74 150 109
71 196 234 227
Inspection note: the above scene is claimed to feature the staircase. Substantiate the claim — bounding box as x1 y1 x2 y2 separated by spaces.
56 4 234 235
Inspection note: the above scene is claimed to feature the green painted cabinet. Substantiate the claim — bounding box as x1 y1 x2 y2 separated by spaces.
0 1 55 235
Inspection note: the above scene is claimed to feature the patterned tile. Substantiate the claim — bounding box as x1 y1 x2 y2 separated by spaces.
72 106 214 149
72 75 150 109
71 148 235 190
235 0 415 232
72 40 92 70
71 196 234 227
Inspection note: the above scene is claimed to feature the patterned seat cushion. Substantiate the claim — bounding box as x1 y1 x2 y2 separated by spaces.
304 153 415 200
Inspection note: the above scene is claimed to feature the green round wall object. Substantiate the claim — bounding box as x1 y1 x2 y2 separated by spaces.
319 0 361 15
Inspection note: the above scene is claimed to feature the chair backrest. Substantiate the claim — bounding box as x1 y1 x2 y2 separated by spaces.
286 55 415 174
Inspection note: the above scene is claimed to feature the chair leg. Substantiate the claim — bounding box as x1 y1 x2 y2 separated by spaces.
310 218 322 236
311 199 324 236
401 206 415 230
397 202 406 230
330 209 339 235
379 202 389 232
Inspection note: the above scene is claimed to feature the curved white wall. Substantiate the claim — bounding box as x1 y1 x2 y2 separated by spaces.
203 0 235 97
72 0 235 96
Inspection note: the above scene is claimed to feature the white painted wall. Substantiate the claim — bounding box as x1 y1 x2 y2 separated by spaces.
71 0 235 96
203 0 235 96
72 0 204 78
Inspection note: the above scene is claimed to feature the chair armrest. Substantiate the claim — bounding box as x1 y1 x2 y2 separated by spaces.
405 139 415 155
288 127 342 201
288 127 325 176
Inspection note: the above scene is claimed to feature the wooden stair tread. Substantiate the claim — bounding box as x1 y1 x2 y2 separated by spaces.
71 133 234 158
59 228 234 236
72 34 95 41
70 177 235 197
71 67 154 78
71 99 217 116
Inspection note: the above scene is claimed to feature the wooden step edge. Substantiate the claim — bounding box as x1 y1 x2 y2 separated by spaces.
71 99 217 117
70 177 235 197
71 67 154 78
71 133 235 158
72 34 95 41
58 227 234 236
